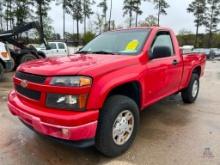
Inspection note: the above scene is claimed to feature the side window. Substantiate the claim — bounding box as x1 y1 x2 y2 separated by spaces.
150 32 174 59
49 43 57 49
58 43 65 49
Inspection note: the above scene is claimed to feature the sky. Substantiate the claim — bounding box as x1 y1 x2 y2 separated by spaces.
48 0 201 37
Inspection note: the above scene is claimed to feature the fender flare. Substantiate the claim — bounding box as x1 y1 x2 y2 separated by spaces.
185 65 201 88
87 73 144 110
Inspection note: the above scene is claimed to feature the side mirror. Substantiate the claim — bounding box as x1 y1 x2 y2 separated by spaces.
152 46 171 59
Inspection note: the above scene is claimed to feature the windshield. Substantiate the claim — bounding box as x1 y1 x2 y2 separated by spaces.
79 29 150 55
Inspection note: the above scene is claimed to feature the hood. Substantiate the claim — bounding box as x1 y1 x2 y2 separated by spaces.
18 54 139 77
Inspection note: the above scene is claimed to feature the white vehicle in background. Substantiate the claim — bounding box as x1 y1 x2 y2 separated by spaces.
181 45 194 54
37 42 69 57
0 42 14 80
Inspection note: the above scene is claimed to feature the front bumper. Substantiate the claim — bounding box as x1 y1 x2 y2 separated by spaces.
8 91 99 143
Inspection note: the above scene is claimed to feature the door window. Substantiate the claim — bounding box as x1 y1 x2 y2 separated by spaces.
49 43 57 49
150 32 174 59
58 43 65 49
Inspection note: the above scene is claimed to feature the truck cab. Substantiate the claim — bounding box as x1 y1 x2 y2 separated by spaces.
37 42 69 57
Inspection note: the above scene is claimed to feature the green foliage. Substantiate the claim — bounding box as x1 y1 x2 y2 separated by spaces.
144 15 157 26
83 0 94 33
43 17 55 39
65 32 81 41
14 0 34 25
98 0 108 24
177 33 220 48
82 31 96 44
94 13 104 34
204 0 220 47
152 0 169 25
66 0 83 40
187 0 207 47
123 0 143 27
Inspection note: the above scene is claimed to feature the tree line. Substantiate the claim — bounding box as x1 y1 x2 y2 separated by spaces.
187 0 220 48
0 0 219 48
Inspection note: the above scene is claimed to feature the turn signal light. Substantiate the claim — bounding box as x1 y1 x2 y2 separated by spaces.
1 52 8 58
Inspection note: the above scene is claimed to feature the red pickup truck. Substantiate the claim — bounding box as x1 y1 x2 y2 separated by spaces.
8 27 206 157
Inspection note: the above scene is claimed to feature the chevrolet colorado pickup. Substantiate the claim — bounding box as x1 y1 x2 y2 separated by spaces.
8 27 206 157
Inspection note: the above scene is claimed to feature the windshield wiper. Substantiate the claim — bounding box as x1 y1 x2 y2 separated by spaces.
77 50 117 55
90 51 117 55
76 50 92 54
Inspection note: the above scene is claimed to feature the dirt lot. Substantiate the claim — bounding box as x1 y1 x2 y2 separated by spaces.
1 60 220 165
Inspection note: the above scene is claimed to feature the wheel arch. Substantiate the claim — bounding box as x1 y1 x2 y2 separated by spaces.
0 59 6 69
192 66 201 77
184 65 202 90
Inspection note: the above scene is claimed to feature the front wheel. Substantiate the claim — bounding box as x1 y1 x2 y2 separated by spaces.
20 54 37 64
181 73 200 103
95 95 139 157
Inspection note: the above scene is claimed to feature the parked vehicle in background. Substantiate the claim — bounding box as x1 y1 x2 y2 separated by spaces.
193 48 220 60
0 22 48 70
0 42 14 80
8 27 206 157
181 45 194 54
211 48 220 57
37 42 69 57
192 48 213 59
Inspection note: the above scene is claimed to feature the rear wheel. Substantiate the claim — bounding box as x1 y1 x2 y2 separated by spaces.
0 63 4 81
95 95 139 157
181 73 200 103
20 54 37 64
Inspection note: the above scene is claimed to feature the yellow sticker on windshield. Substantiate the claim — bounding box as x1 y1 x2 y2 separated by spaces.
125 40 139 51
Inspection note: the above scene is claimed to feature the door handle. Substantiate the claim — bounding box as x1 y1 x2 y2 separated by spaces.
172 59 178 65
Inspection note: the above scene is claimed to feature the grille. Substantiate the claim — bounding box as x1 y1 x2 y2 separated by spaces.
15 85 41 101
15 71 46 84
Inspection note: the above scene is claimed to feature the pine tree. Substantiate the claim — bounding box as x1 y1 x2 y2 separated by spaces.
123 0 137 27
56 0 67 40
134 0 142 27
152 0 169 26
14 0 33 25
66 0 83 41
33 0 54 39
83 0 94 34
98 0 108 29
204 0 220 48
187 0 207 47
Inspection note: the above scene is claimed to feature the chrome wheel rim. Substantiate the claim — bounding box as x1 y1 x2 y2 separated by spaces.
192 80 199 98
112 110 134 146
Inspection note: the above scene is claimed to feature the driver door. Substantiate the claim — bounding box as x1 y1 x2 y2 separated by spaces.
144 31 182 106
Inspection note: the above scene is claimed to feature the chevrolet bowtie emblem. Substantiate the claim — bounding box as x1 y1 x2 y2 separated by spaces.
20 80 28 88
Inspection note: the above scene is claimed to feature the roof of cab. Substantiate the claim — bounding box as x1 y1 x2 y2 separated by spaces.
109 26 173 32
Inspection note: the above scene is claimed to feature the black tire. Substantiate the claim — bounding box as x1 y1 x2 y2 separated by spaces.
20 54 37 64
0 62 4 80
181 73 200 103
95 95 139 157
9 56 16 71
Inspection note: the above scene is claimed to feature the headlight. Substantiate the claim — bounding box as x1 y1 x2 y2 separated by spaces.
46 93 87 110
50 76 92 87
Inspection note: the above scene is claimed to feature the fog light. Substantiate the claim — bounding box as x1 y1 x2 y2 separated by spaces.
62 128 69 137
46 93 88 111
56 95 77 105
